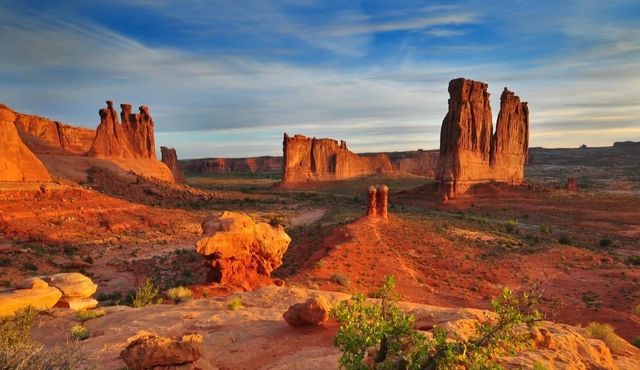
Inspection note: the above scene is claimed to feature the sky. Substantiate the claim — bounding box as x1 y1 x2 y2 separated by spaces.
1 0 639 159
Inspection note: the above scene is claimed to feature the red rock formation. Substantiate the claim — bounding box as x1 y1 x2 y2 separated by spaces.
160 146 185 183
376 184 389 220
181 156 282 175
0 105 52 182
386 150 439 177
88 101 157 159
282 133 392 183
13 114 95 155
195 211 291 291
366 186 377 217
436 78 529 196
567 178 579 192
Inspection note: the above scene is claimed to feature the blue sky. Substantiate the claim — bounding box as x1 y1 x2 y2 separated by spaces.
1 0 639 158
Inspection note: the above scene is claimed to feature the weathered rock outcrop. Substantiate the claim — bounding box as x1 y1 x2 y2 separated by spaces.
0 105 52 182
120 331 203 370
283 296 332 326
366 185 389 219
0 283 62 316
161 146 185 183
13 113 95 155
383 150 439 177
181 156 283 175
196 211 291 290
282 133 393 183
436 78 529 196
88 101 156 159
42 272 98 311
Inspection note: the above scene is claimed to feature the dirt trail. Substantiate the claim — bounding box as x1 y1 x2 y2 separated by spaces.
289 208 326 226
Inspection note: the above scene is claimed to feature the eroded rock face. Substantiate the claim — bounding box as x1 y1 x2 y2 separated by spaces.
283 296 332 326
282 133 393 183
14 113 95 155
196 211 291 290
0 105 52 182
88 101 157 159
181 156 282 175
436 78 529 196
161 146 185 183
120 331 203 370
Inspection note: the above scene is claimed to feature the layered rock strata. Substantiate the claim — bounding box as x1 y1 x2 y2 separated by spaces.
436 78 529 196
282 133 393 183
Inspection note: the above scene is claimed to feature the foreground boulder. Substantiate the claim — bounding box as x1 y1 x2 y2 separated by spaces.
0 286 62 317
283 296 332 326
0 104 52 182
196 211 291 290
42 272 98 311
120 331 203 370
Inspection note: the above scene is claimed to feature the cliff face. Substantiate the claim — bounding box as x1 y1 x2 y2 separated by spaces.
282 133 393 183
88 101 156 159
0 105 51 182
181 156 282 175
436 78 529 196
13 114 95 155
161 146 185 183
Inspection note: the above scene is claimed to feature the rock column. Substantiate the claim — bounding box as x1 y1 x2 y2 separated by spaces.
366 186 377 217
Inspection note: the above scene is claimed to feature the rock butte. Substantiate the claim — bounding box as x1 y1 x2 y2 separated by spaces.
282 133 393 183
160 146 185 183
0 105 52 182
436 78 529 197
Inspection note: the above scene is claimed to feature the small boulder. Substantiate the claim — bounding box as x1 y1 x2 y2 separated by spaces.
42 272 97 298
120 331 203 370
57 297 99 311
0 287 62 317
283 296 332 326
15 277 49 290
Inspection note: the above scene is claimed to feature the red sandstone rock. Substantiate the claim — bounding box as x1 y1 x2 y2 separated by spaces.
181 156 282 175
121 331 203 370
376 184 389 220
282 133 393 183
366 186 377 217
283 296 332 326
0 105 52 182
161 146 185 183
195 211 291 290
14 113 95 155
567 178 579 192
88 101 157 159
436 78 529 196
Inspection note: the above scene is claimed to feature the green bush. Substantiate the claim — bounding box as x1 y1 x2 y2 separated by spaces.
69 324 90 341
598 238 613 248
0 308 86 369
166 286 193 303
332 277 542 370
539 225 551 234
22 262 37 271
584 322 624 353
227 296 243 311
505 220 518 233
631 336 640 349
330 273 350 287
76 308 106 322
627 255 640 266
558 236 573 245
131 280 161 308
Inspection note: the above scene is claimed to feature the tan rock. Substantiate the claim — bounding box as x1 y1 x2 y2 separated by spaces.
57 297 99 311
120 331 203 370
283 296 332 326
15 277 49 290
0 286 62 316
43 272 97 299
196 211 291 290
282 133 392 183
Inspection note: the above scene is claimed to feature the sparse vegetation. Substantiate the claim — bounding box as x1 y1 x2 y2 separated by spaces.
584 322 624 353
539 225 551 234
505 219 518 233
627 255 640 266
598 238 613 248
69 324 90 341
166 286 193 303
21 261 37 271
330 273 350 287
558 235 574 245
0 308 86 369
131 279 162 308
332 276 542 369
227 296 243 311
76 308 106 322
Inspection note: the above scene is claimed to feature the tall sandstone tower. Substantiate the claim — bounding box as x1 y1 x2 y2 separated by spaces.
436 78 529 197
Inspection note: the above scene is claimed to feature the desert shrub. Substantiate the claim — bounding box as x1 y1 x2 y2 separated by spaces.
598 238 613 248
82 255 94 264
0 308 86 369
22 261 37 271
627 255 640 266
330 273 350 287
0 258 11 267
69 324 90 341
505 220 518 233
227 296 243 311
63 246 76 256
634 304 640 316
584 322 624 352
131 280 161 308
557 236 573 245
533 362 549 370
332 277 542 370
166 286 193 303
539 225 551 234
76 308 106 322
